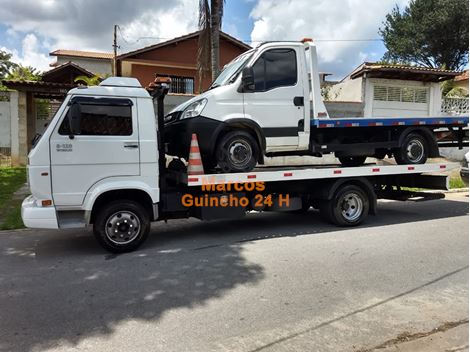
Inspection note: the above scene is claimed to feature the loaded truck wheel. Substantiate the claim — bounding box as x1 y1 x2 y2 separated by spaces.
216 130 259 173
93 200 150 253
394 133 428 165
338 156 367 167
319 184 369 226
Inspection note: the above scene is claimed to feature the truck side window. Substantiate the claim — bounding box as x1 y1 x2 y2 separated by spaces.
59 100 133 136
252 48 297 92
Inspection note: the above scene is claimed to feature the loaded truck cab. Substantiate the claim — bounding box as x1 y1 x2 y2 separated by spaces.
164 40 327 172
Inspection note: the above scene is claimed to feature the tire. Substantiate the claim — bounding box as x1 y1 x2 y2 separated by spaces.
319 184 369 226
216 130 259 173
338 156 367 167
394 133 428 165
93 200 150 253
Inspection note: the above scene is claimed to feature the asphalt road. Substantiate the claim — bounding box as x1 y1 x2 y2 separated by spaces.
0 193 468 352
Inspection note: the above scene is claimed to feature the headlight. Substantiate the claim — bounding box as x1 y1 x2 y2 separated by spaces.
181 99 207 119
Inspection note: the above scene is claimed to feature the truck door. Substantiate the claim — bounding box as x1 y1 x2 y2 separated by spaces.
243 47 305 152
49 96 140 206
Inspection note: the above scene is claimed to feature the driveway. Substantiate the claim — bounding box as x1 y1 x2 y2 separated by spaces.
0 193 468 352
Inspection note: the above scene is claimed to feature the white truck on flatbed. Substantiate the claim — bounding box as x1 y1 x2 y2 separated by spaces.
22 76 460 252
164 39 468 173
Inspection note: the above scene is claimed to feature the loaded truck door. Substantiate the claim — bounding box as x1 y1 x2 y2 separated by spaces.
49 96 140 206
243 47 305 152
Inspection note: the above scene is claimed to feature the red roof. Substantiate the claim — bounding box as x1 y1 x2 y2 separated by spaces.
50 49 113 60
118 30 251 59
455 70 469 82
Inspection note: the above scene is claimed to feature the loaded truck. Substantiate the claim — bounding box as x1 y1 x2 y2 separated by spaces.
21 75 466 252
164 39 468 173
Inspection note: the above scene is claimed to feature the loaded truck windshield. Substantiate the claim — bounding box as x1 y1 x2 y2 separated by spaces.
210 50 254 88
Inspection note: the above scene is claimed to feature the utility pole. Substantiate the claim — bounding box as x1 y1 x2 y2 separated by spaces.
112 24 118 76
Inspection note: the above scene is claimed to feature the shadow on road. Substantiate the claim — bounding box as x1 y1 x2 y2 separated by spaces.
0 197 467 351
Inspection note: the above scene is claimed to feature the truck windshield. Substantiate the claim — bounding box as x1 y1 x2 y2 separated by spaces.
210 50 254 88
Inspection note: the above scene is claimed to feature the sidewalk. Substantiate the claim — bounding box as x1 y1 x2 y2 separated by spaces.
366 320 468 352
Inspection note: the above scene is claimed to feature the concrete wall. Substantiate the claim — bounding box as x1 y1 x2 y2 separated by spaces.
56 57 112 76
328 77 363 102
324 101 364 118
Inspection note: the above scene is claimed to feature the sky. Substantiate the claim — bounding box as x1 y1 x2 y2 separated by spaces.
0 0 410 80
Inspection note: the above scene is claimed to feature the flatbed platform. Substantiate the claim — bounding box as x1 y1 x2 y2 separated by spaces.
186 162 459 186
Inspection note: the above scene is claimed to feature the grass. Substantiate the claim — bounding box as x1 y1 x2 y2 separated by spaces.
449 175 466 189
0 167 27 230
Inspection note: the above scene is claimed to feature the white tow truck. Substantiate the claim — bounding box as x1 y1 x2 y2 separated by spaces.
22 76 459 252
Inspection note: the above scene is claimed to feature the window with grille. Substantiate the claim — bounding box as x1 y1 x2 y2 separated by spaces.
373 85 429 103
168 76 195 94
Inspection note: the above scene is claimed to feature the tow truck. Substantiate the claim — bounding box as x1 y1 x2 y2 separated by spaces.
164 39 468 172
20 76 464 252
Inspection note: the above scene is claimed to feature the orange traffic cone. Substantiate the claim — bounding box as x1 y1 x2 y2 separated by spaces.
187 133 205 175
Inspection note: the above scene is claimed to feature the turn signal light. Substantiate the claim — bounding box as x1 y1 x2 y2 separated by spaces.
301 38 313 43
41 199 52 207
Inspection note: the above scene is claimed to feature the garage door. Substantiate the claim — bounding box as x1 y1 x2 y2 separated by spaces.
372 85 429 117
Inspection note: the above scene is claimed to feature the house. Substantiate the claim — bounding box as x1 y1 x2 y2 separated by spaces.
453 70 469 94
49 49 113 76
327 62 460 117
117 30 251 94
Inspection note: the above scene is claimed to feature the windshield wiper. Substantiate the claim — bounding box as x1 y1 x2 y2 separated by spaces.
209 83 220 90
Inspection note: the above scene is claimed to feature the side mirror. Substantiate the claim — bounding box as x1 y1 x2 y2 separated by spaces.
69 102 81 137
241 66 255 92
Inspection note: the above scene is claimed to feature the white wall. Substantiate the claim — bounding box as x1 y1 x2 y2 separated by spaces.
364 78 440 118
56 57 112 76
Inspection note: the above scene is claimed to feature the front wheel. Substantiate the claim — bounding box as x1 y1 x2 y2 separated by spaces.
93 200 150 253
216 130 260 173
320 184 369 226
394 133 428 164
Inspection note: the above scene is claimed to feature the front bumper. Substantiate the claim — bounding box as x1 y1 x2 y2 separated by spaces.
21 195 59 229
164 116 223 160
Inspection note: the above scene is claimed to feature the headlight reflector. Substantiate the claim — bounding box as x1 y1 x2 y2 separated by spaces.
181 99 207 119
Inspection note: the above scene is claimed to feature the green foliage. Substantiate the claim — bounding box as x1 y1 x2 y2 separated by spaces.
6 65 42 81
0 50 17 79
74 74 102 86
379 0 469 70
0 167 26 230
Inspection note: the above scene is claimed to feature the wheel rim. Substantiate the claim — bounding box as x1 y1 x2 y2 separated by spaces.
105 210 141 245
340 192 363 222
406 139 424 163
228 139 252 167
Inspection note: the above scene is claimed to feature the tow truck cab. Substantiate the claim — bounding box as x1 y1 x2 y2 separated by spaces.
22 77 160 230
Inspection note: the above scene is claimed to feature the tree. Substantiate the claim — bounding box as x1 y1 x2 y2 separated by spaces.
74 75 103 86
6 65 42 81
197 0 225 92
0 50 17 79
379 0 469 70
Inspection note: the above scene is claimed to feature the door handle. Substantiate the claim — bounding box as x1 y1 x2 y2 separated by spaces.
123 143 139 149
293 96 304 106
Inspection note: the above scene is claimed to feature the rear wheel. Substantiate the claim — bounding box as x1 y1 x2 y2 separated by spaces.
93 200 150 253
338 156 367 167
216 130 259 173
320 184 369 226
394 133 428 164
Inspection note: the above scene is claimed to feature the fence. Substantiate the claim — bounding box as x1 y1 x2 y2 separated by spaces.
441 97 469 115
